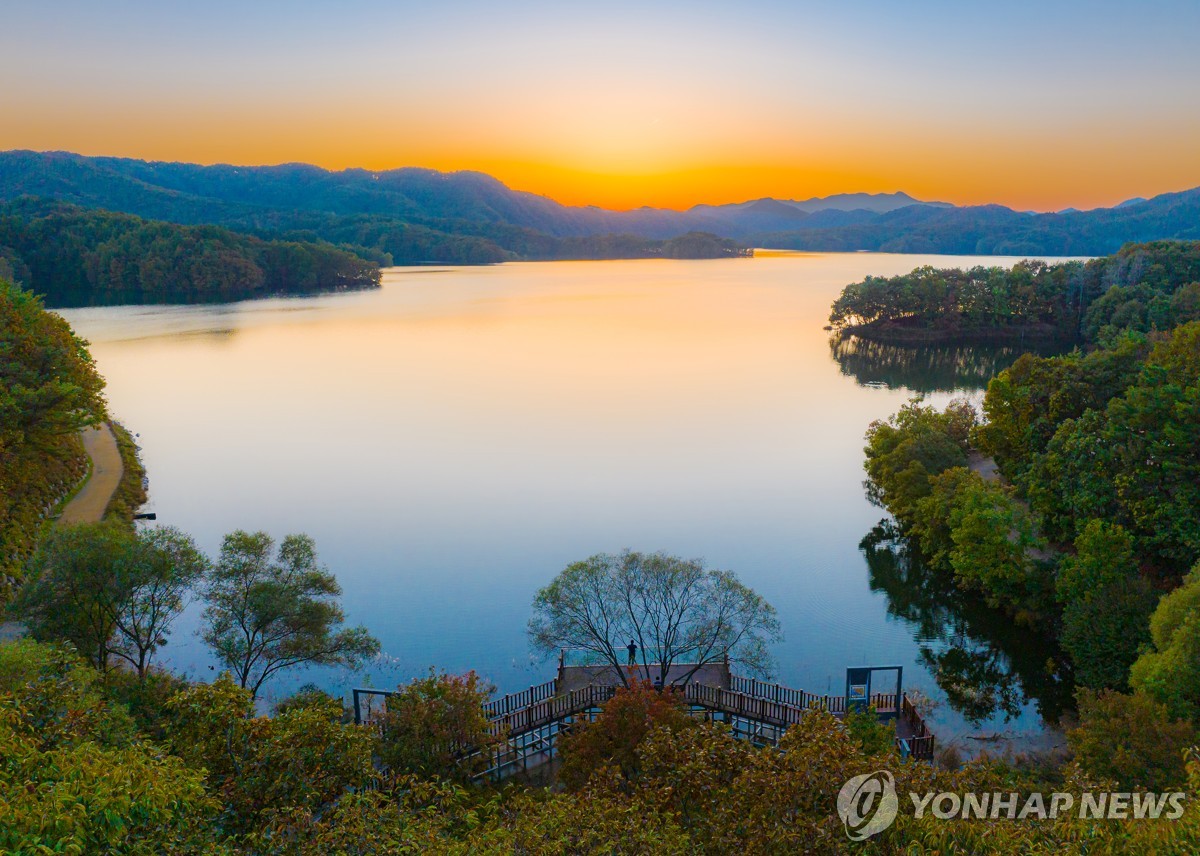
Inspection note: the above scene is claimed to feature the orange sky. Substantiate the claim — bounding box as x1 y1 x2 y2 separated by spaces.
4 0 1200 212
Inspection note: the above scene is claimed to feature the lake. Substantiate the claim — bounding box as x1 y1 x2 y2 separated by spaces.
59 252 1072 751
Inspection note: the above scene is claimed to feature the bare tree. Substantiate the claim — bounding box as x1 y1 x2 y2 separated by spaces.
529 551 781 688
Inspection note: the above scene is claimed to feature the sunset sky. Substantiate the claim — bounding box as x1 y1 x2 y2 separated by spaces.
3 0 1199 212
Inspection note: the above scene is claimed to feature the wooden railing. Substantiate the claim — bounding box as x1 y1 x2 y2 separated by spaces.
687 682 807 728
355 675 936 765
482 679 558 720
729 677 900 715
486 684 616 739
899 693 935 760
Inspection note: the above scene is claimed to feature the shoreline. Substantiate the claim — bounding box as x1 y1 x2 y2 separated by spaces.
837 323 1074 347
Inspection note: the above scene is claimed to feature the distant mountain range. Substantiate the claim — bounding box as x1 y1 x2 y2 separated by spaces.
1 150 1198 261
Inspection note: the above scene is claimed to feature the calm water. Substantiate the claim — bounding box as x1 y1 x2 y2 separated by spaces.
60 253 1071 749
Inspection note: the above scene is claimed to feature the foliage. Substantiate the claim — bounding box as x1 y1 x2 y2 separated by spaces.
0 279 105 595
1130 565 1200 721
1068 689 1197 791
1056 521 1155 690
529 550 781 687
0 638 136 749
945 476 1043 613
199 530 380 698
104 666 191 741
974 336 1148 491
862 399 976 525
104 420 148 522
830 242 1200 346
844 705 897 756
996 322 1200 573
830 260 1083 340
0 200 381 307
14 522 207 675
557 681 696 790
376 669 499 782
0 640 216 854
15 522 136 672
165 675 377 836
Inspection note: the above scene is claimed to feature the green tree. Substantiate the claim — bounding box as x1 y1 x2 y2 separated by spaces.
14 523 134 673
1068 689 1197 790
946 477 1042 614
14 523 207 676
862 399 975 525
529 550 781 688
376 669 498 782
1056 520 1155 690
0 279 106 591
0 639 216 854
164 675 376 835
1130 565 1200 720
110 526 208 676
199 530 380 699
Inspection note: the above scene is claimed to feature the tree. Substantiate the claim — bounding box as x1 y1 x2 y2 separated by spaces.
199 530 380 699
1130 564 1200 721
164 675 376 835
862 399 975 525
14 523 133 673
0 639 216 854
0 279 106 591
110 526 208 677
376 669 498 781
528 550 781 688
945 477 1042 614
14 523 207 677
557 681 695 790
1056 520 1155 690
1068 689 1196 791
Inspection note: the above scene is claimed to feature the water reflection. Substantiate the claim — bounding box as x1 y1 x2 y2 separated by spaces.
861 521 1073 726
830 334 1065 393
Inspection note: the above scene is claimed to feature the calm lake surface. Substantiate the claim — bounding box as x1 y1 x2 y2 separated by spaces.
60 253 1073 749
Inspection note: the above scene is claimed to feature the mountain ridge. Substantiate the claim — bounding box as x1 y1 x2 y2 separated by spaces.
2 150 1198 259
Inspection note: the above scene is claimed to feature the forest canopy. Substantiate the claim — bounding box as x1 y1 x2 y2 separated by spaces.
0 200 382 306
829 241 1200 345
0 279 106 593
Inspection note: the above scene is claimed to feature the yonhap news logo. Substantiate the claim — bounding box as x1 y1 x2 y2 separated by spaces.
836 771 1189 840
837 771 899 840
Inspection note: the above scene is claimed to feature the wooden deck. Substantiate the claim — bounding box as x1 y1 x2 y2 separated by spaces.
557 661 732 693
353 663 936 780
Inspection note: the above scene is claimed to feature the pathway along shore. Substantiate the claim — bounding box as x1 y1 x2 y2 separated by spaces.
0 423 125 642
58 423 125 525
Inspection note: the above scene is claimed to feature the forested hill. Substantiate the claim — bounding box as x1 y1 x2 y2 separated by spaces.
763 189 1200 256
2 150 1199 259
0 201 381 306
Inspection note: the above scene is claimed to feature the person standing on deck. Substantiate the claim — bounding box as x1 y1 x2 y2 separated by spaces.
627 640 638 666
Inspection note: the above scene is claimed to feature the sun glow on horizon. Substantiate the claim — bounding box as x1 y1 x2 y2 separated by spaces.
3 0 1200 212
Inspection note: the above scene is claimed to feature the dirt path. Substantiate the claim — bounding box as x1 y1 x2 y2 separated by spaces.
58 423 124 525
967 450 1000 483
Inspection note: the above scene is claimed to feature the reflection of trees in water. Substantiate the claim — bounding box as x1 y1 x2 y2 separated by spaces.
830 335 1062 393
861 522 1073 726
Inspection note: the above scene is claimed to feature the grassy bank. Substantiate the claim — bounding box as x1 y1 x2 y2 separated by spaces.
104 422 148 525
